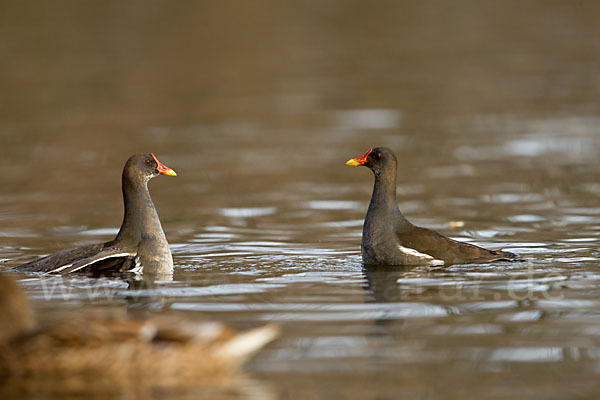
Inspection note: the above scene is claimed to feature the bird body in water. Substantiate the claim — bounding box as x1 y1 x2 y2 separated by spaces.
17 154 177 276
346 147 519 266
0 274 278 394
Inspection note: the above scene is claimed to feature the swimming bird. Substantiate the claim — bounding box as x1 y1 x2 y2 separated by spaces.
17 153 177 275
346 147 518 266
0 274 278 393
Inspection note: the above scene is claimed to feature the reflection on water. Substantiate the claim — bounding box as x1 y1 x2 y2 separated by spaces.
3 0 600 398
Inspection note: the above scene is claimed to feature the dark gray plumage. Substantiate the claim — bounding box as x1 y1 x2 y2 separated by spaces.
346 147 519 266
17 153 176 275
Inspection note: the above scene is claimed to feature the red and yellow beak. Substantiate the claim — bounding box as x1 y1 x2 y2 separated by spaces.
345 148 372 166
152 153 177 176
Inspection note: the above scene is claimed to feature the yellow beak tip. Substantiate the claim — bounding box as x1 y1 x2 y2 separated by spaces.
165 169 177 176
345 159 360 166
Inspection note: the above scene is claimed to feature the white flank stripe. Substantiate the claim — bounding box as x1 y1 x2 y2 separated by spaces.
48 264 73 274
66 252 136 273
398 246 445 266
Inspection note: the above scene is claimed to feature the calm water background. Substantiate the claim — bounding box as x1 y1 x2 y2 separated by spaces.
2 1 600 398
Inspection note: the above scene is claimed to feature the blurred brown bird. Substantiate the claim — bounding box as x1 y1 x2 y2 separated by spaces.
0 274 278 396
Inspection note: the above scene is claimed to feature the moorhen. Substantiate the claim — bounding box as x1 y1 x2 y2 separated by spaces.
17 153 177 275
0 273 279 391
346 147 518 266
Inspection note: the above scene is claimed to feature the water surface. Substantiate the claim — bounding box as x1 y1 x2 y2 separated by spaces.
2 1 600 398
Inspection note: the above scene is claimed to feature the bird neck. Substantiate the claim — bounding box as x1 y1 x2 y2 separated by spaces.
113 177 162 245
367 168 399 216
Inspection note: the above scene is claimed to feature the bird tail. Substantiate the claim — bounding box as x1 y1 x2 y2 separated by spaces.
499 250 521 261
215 324 279 364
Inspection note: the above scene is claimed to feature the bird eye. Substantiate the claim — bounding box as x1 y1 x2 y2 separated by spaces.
145 159 151 165
375 153 381 159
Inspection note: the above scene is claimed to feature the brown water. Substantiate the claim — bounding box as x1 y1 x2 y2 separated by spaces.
2 1 600 398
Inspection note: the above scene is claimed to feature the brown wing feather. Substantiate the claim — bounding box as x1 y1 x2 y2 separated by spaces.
17 244 138 274
397 225 506 265
17 243 105 273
